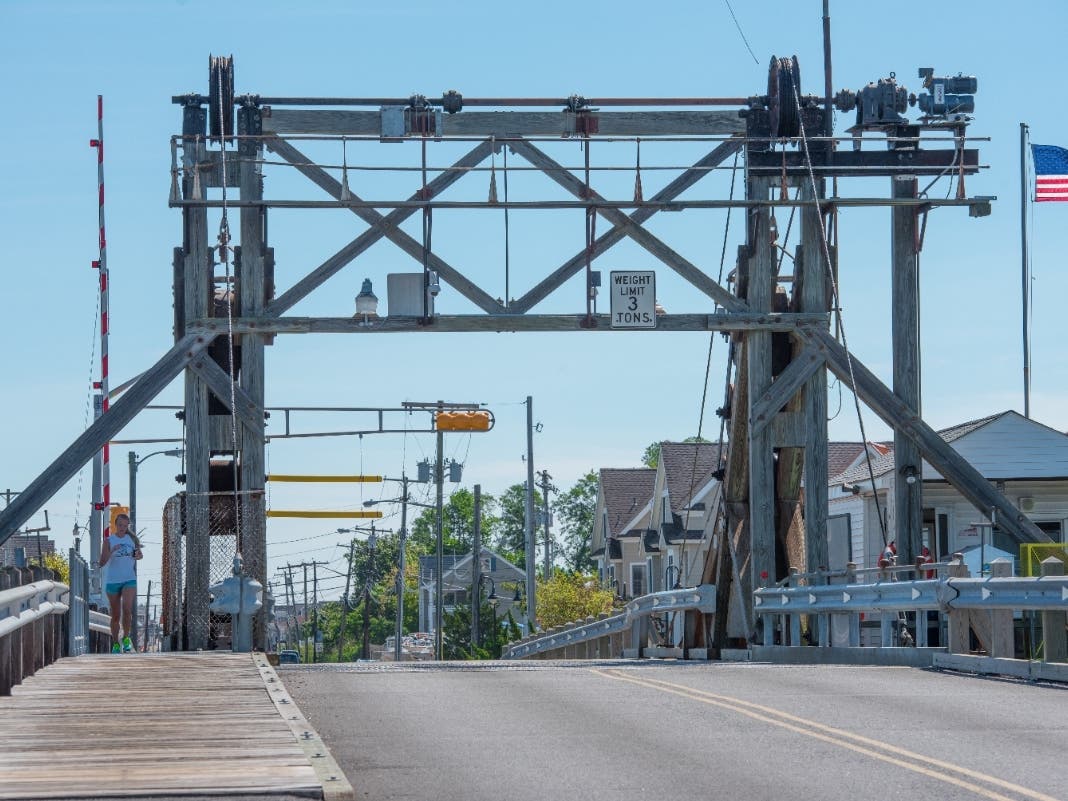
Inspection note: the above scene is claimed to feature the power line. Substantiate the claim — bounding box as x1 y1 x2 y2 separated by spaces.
723 0 760 65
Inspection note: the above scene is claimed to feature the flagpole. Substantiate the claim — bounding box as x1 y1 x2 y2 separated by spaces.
1019 122 1030 419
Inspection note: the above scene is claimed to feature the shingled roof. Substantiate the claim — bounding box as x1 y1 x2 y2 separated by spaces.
599 468 656 537
659 441 724 515
834 413 1008 485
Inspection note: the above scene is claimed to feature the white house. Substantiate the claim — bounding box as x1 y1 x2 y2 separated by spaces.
828 411 1068 571
641 441 725 592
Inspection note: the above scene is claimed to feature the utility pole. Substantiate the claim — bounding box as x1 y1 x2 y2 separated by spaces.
524 396 536 630
302 563 309 664
435 401 444 660
312 561 320 663
395 474 408 662
142 579 152 651
471 484 481 648
361 528 377 660
539 470 553 579
338 538 357 662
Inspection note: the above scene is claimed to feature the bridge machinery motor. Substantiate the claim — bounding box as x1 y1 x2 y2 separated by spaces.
833 66 978 149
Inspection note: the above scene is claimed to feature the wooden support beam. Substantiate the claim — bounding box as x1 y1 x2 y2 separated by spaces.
0 334 211 544
508 139 746 313
892 176 923 565
747 178 777 605
264 139 497 316
510 138 743 313
188 312 827 336
264 136 504 314
748 345 824 435
799 178 830 578
181 105 212 651
262 109 746 138
801 327 1051 545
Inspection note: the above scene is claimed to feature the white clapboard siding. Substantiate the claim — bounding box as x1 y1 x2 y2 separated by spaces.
923 412 1068 481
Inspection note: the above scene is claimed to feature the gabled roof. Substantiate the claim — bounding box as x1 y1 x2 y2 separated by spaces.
828 442 868 478
659 442 724 514
936 412 1003 443
600 468 656 536
832 412 1016 486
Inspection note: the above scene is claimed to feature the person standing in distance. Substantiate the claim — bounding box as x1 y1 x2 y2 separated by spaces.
100 513 142 653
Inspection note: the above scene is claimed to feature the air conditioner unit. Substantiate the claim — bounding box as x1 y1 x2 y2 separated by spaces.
1018 496 1035 513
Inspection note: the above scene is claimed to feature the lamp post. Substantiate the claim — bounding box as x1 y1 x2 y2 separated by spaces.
475 574 498 652
128 449 184 536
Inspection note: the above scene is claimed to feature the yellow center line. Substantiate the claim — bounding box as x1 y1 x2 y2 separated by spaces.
591 669 1057 801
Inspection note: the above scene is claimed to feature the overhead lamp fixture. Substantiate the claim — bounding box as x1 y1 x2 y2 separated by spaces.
355 278 379 323
900 465 919 485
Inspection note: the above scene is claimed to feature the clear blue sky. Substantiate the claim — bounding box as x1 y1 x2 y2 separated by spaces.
2 1 1065 599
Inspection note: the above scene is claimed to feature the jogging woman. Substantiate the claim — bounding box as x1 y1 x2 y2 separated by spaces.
100 513 142 653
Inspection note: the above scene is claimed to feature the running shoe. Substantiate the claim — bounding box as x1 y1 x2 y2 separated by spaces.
122 636 133 653
111 642 121 654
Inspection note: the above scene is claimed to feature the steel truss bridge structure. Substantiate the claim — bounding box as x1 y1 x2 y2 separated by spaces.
0 56 1052 651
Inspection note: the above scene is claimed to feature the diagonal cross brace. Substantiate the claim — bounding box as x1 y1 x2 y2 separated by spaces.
0 333 212 544
265 136 504 315
188 357 265 439
508 138 747 313
510 138 743 313
749 345 825 435
801 327 1050 545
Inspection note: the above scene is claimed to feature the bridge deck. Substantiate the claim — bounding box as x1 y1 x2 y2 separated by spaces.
0 652 352 801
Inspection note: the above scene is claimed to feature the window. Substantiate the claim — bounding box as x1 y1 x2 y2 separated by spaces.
630 563 646 597
1036 521 1064 542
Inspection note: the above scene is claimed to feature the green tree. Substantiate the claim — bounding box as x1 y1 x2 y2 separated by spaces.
553 470 598 572
43 550 70 584
493 483 541 556
536 571 616 629
408 488 493 553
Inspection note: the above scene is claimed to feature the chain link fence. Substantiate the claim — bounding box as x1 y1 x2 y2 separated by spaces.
161 490 265 651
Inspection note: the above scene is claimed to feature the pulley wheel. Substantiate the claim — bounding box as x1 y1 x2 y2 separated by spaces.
209 55 235 142
767 55 801 139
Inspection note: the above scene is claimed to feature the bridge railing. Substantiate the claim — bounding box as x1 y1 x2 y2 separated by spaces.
0 551 113 695
502 585 717 660
752 555 1068 676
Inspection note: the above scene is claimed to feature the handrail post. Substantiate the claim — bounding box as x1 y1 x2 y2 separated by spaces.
1040 557 1067 663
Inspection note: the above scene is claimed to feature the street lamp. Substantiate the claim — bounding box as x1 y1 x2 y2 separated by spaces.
475 574 498 651
128 449 184 535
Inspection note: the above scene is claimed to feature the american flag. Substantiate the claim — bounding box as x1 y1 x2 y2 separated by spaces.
1032 144 1068 202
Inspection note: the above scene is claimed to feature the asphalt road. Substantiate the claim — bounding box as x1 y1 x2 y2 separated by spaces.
282 661 1067 801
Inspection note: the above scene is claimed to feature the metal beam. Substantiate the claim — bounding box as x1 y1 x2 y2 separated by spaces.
264 137 504 314
801 327 1050 544
0 334 211 544
748 345 824 436
170 197 987 211
510 139 744 313
262 109 746 138
188 312 828 336
747 148 981 178
187 356 265 439
508 139 747 313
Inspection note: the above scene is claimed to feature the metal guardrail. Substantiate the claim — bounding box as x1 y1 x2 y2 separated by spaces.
752 556 1068 663
754 576 1068 614
0 580 70 639
503 585 716 659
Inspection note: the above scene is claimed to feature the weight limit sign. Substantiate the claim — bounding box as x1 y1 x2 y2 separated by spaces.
609 271 656 329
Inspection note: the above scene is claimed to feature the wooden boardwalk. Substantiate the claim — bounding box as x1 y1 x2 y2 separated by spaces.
0 652 353 800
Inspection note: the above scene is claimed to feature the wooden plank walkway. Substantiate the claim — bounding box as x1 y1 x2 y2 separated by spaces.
0 652 353 801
